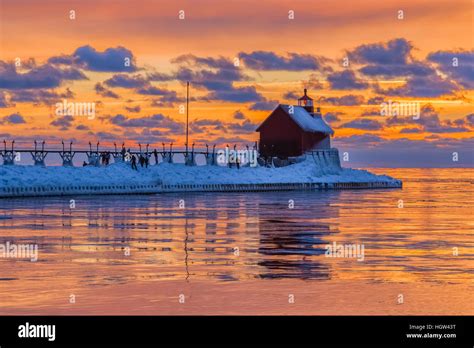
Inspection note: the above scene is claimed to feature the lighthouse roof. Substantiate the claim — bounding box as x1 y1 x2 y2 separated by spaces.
279 105 334 135
298 94 313 101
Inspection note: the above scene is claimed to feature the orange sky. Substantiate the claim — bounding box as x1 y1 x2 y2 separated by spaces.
0 0 472 166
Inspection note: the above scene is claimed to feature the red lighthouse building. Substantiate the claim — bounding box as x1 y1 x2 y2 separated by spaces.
256 89 334 158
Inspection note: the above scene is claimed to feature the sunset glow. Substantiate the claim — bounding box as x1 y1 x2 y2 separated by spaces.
1 0 473 167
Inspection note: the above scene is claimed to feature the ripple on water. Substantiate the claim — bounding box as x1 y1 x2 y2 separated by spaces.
0 169 472 290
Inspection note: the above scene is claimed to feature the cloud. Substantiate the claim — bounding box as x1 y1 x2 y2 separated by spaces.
173 55 245 88
47 55 75 65
347 40 469 97
109 113 184 132
150 99 174 108
72 45 137 72
104 74 148 88
348 38 413 65
0 133 68 144
238 51 329 71
121 128 175 144
361 108 381 116
206 86 264 103
124 105 141 113
399 127 422 134
334 134 384 147
327 70 368 90
191 111 257 134
138 86 181 105
0 113 26 124
334 134 474 167
171 54 265 103
76 124 89 131
190 118 225 133
226 119 258 133
104 53 265 104
50 115 74 130
0 61 86 89
249 99 278 111
359 63 434 77
192 119 225 127
385 104 433 126
227 111 259 133
210 136 252 146
233 111 246 120
376 74 458 97
87 131 120 141
0 92 14 107
466 113 474 126
9 88 74 104
94 83 119 98
422 122 468 133
385 104 470 133
367 96 386 105
336 133 474 148
173 55 238 70
282 91 300 100
320 95 364 106
348 38 434 78
283 88 319 101
136 86 177 98
427 50 474 89
100 71 181 103
147 72 174 81
324 112 344 122
303 74 324 89
340 118 383 130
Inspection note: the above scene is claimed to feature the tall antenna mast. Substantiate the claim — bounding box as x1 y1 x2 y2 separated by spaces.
186 81 189 155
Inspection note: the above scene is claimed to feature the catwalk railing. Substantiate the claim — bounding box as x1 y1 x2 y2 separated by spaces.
0 140 260 167
0 140 341 169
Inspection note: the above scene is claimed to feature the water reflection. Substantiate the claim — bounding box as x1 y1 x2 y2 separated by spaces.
0 169 472 300
256 198 335 280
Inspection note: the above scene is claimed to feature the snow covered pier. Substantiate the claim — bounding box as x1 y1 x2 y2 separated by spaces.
0 153 402 198
0 181 400 198
160 181 400 192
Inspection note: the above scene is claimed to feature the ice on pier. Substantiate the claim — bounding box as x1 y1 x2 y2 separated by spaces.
0 155 401 197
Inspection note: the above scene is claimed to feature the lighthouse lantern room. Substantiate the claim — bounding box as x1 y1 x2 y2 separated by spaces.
298 88 314 113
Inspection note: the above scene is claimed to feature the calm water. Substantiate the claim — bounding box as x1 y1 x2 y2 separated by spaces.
0 168 472 314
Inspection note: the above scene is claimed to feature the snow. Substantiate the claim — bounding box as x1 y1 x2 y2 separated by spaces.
280 105 334 134
0 156 401 197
